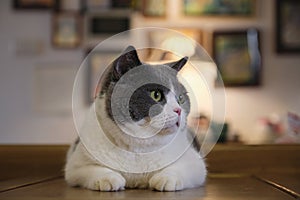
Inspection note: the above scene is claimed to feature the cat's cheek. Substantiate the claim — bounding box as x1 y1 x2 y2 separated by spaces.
159 126 179 135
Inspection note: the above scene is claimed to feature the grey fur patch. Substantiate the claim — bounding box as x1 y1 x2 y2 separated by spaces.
96 46 189 124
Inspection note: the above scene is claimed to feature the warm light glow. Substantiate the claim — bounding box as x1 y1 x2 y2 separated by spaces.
161 36 196 57
179 61 217 117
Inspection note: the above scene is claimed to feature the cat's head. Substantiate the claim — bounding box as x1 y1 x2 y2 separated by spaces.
98 46 190 138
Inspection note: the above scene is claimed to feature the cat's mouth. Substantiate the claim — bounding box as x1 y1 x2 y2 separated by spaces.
165 115 181 128
160 117 181 134
136 115 182 135
160 125 180 135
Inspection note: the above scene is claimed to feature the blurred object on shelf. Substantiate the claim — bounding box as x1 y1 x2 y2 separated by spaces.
211 121 228 143
253 112 300 144
192 114 211 145
192 114 229 144
252 113 285 144
288 112 300 135
276 112 300 144
52 12 82 48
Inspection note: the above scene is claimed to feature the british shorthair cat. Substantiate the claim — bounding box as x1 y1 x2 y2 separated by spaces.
65 46 206 191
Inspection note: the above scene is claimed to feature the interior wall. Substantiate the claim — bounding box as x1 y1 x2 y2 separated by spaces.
0 0 299 144
0 0 81 144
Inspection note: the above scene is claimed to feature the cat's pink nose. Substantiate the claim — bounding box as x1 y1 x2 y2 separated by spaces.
174 108 181 116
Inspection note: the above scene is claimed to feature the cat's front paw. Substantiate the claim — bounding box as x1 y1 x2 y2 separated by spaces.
86 172 126 191
149 172 184 191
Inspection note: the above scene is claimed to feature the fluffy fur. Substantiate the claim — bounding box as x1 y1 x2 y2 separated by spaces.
65 47 207 191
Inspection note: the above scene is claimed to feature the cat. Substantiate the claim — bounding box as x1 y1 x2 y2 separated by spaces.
65 46 207 191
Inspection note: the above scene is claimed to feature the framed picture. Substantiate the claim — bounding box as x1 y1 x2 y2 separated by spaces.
85 10 131 37
55 0 81 12
13 0 56 9
276 0 300 53
81 0 110 11
213 29 261 86
143 0 166 17
86 49 120 103
52 13 82 48
184 0 256 17
111 0 132 8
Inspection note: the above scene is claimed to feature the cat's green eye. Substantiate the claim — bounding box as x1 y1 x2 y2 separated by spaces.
150 90 162 102
178 94 185 104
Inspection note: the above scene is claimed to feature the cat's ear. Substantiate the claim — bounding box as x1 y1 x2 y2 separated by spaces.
112 46 142 80
167 56 188 72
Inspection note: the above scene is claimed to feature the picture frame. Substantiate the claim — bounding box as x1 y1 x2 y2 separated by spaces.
86 49 120 103
183 0 256 17
276 0 300 53
52 12 82 48
81 0 110 12
13 0 56 10
143 0 166 17
84 10 131 37
213 29 261 87
55 0 81 12
111 0 132 8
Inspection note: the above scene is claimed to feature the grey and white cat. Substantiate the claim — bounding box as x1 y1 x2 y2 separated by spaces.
65 46 207 191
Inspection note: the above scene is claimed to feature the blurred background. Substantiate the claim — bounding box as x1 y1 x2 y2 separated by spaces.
0 0 299 145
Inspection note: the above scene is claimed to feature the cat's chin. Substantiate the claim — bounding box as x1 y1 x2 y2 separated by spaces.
159 125 180 135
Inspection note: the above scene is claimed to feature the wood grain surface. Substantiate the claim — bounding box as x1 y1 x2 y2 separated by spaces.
0 145 299 199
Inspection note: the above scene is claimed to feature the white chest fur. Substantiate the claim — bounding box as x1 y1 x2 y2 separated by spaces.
65 98 207 191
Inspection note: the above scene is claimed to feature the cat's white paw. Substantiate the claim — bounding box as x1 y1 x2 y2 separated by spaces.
86 172 126 191
149 172 184 191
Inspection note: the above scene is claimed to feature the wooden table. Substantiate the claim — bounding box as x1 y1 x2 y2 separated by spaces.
0 145 299 200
